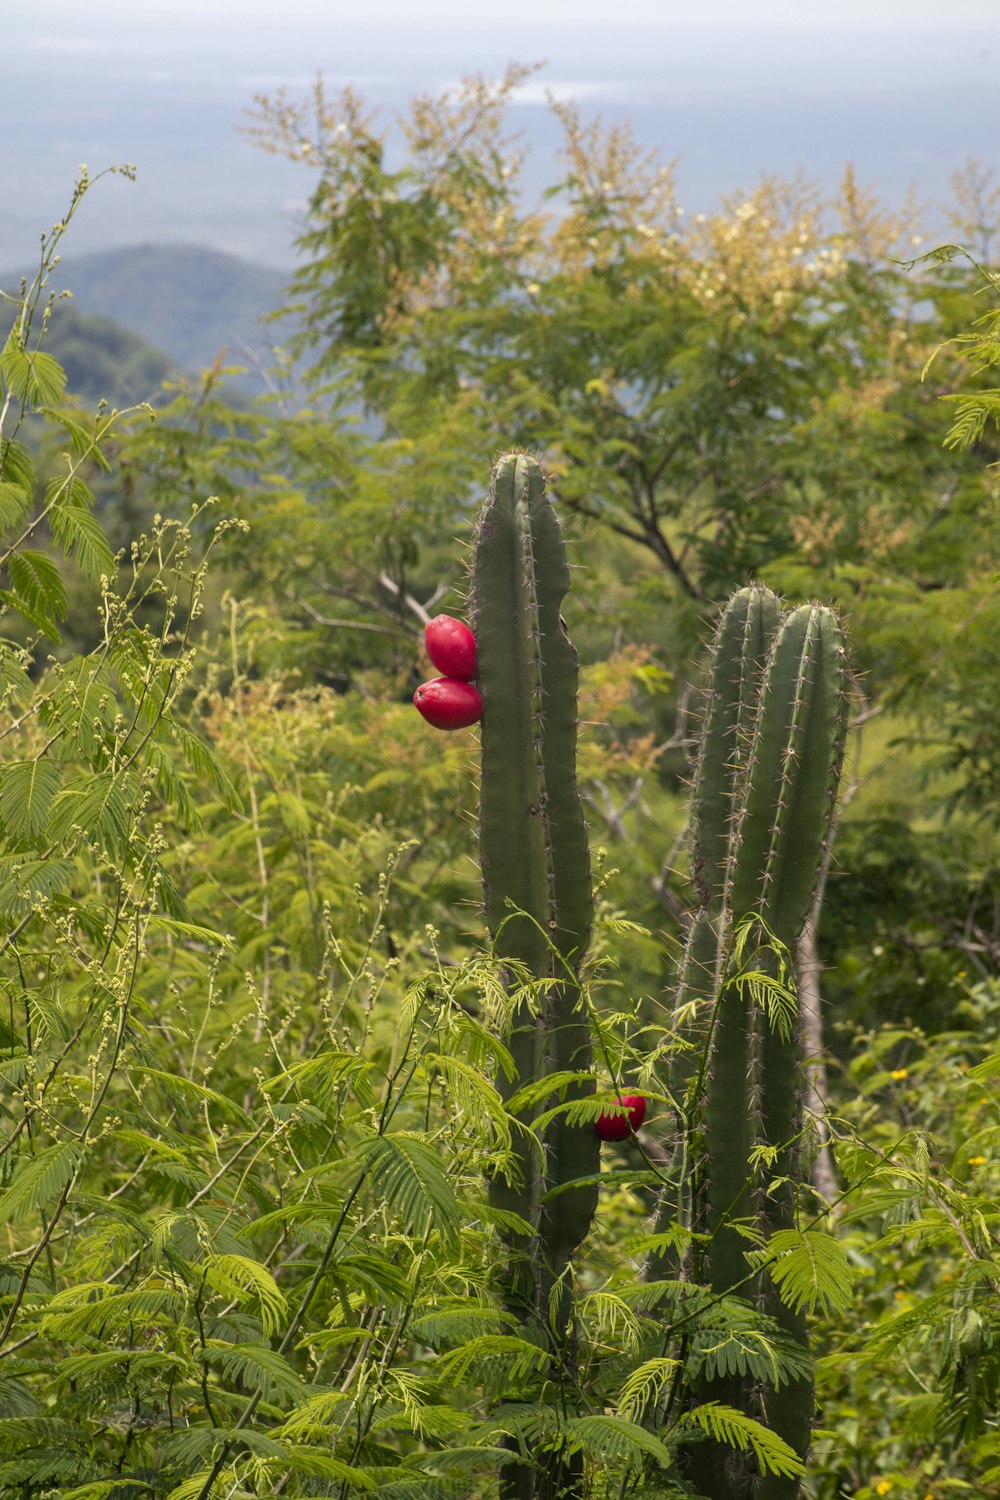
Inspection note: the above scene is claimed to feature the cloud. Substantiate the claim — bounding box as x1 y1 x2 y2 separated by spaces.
512 79 639 106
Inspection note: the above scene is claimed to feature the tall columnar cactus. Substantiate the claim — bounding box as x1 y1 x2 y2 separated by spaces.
470 452 598 1499
673 588 784 1046
464 454 849 1499
684 597 850 1500
647 588 782 1285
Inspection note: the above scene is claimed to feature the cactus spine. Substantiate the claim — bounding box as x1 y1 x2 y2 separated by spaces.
683 596 849 1500
471 452 598 1500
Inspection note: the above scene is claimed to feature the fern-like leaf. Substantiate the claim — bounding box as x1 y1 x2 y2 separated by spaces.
200 1340 304 1403
436 1334 550 1389
563 1413 674 1465
761 1227 855 1315
0 1142 78 1226
355 1132 462 1245
682 1402 805 1478
0 759 62 839
201 1255 288 1338
615 1357 681 1422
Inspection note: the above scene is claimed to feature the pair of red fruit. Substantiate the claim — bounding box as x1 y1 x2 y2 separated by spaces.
413 616 484 729
413 618 646 1143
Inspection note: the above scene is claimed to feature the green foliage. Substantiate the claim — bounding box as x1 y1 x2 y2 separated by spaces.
808 984 1000 1497
919 244 1000 454
2 100 999 1500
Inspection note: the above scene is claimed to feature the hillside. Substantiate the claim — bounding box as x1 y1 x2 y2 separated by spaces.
35 302 176 408
3 245 300 394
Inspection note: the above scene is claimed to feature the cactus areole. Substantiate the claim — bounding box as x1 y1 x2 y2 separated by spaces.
424 614 478 680
412 677 483 730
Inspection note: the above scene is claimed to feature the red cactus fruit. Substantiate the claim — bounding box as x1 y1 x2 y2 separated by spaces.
424 615 478 681
594 1093 647 1142
413 676 484 731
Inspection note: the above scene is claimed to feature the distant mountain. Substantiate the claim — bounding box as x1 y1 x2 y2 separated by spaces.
36 303 176 409
3 245 300 394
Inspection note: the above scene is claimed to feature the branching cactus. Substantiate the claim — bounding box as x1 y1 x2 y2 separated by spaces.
470 451 598 1499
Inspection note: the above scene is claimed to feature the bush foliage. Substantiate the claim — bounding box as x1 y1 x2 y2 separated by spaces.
1 89 1000 1497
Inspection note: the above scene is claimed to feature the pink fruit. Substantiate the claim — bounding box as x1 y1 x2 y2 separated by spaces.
594 1094 647 1142
424 615 478 681
413 676 484 731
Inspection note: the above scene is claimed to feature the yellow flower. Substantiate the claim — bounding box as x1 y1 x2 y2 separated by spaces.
967 1156 988 1166
875 1483 893 1496
889 1068 909 1081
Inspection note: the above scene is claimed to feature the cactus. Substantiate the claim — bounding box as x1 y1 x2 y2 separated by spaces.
647 588 782 1286
470 451 598 1500
683 600 849 1500
466 452 849 1499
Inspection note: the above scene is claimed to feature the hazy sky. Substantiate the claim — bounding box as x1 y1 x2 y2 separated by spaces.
6 0 996 270
36 0 1000 26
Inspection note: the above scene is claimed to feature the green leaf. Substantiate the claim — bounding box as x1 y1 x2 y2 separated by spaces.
54 1349 189 1384
200 1340 303 1403
201 1254 288 1338
419 1051 510 1147
172 722 243 813
266 1050 375 1109
49 502 115 583
354 1132 462 1245
281 1446 375 1486
329 1251 413 1305
49 772 131 854
128 1067 252 1128
0 645 32 707
0 590 60 642
563 1413 675 1465
0 1142 78 1226
0 333 67 407
44 473 94 512
0 855 76 916
615 1358 681 1422
967 1050 1000 1081
0 483 31 531
0 759 62 838
683 1402 805 1478
0 438 35 494
166 1471 227 1500
7 550 68 623
57 1484 151 1500
40 1283 186 1341
410 1300 509 1348
436 1334 550 1387
762 1227 856 1315
276 1389 352 1439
